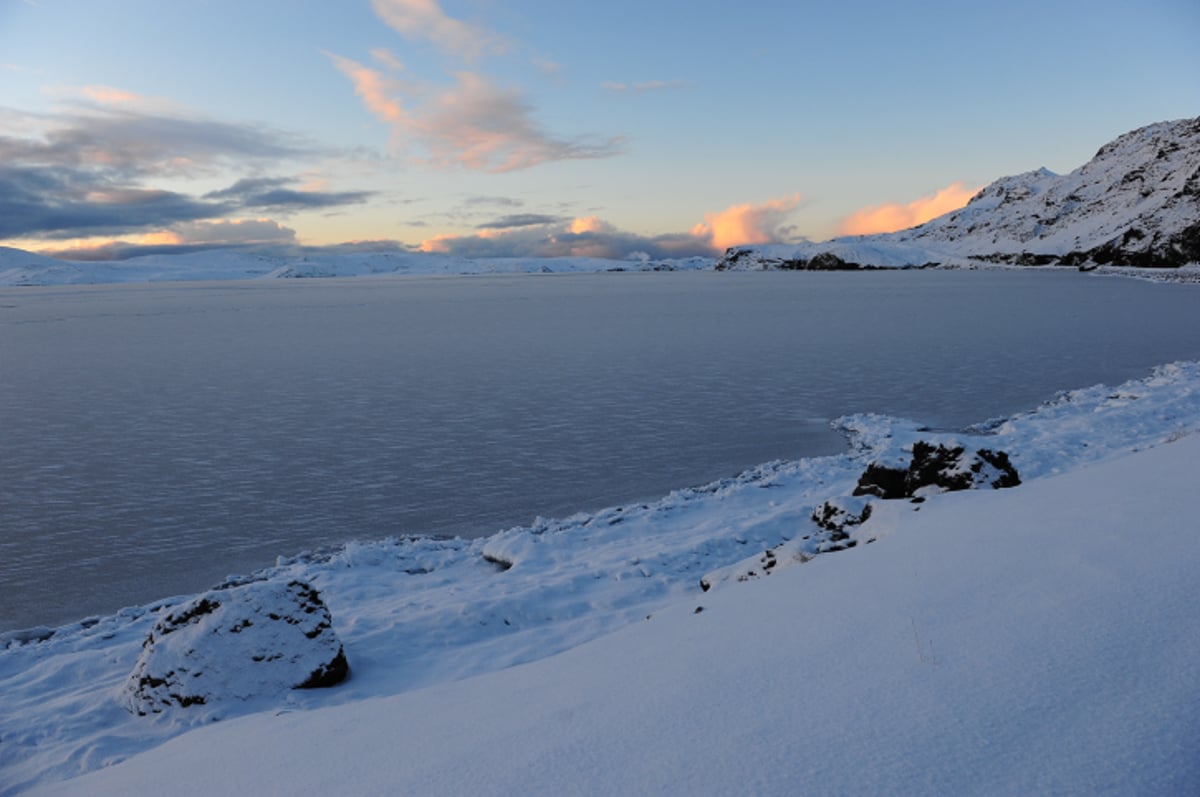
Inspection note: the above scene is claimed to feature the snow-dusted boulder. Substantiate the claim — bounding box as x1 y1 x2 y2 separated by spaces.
853 441 1020 500
121 579 348 715
811 496 874 539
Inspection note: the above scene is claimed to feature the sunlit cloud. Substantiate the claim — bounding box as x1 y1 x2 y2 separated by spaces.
417 194 808 259
369 48 406 73
691 194 803 251
80 86 141 105
329 54 624 172
838 181 980 235
370 0 507 60
328 53 409 132
420 215 714 260
169 218 297 245
21 217 297 260
601 80 686 94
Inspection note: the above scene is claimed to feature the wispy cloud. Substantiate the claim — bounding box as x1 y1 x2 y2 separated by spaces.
329 55 624 172
601 80 686 94
838 182 980 235
370 0 507 60
205 176 374 212
691 194 803 251
79 85 142 105
476 213 565 229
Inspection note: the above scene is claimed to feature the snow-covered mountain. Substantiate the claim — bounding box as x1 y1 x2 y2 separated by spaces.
721 117 1200 270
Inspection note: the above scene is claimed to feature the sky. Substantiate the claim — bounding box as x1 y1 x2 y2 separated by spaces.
1 0 1198 261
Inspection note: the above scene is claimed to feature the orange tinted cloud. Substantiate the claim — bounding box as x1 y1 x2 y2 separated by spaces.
838 182 980 236
691 194 802 251
327 53 408 128
329 54 623 172
81 85 141 105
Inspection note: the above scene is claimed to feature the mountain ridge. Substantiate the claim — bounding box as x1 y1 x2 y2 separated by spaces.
720 117 1200 271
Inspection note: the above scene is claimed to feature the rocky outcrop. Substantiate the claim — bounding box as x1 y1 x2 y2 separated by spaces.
853 441 1020 500
121 579 348 715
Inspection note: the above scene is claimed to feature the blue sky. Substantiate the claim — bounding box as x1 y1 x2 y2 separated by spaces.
1 0 1197 259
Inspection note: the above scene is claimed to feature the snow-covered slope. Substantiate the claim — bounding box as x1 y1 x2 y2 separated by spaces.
4 361 1200 794
721 117 1200 270
30 434 1200 796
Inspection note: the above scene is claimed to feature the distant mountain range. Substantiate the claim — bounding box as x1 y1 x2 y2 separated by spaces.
719 117 1200 271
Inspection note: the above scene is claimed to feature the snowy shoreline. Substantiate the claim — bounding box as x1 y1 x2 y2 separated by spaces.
3 361 1200 794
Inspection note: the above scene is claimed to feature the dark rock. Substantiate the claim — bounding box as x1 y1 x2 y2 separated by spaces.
854 441 1020 499
121 579 348 715
811 497 874 540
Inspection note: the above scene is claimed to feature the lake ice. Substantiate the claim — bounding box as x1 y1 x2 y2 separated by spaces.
3 269 1200 631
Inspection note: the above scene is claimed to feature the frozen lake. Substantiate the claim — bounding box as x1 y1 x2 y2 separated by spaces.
4 269 1200 631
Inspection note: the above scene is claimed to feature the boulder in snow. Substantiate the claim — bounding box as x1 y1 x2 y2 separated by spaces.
853 441 1020 500
121 579 348 715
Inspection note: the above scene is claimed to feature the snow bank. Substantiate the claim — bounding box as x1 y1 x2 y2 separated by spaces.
4 362 1200 794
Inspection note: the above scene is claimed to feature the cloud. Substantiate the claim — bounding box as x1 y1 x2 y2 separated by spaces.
0 105 308 181
419 194 806 259
165 218 298 245
0 165 229 238
79 86 141 105
476 213 565 229
204 176 374 211
464 195 523 208
601 80 686 94
370 0 507 60
329 55 624 172
691 194 803 251
838 182 980 235
420 215 715 260
0 105 372 242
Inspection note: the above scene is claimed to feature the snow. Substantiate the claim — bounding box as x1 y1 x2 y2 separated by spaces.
4 361 1200 795
0 247 713 287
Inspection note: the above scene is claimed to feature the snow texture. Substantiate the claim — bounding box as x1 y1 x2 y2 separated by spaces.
3 361 1200 794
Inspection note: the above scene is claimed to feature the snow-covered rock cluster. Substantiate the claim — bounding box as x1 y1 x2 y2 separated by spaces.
720 117 1200 271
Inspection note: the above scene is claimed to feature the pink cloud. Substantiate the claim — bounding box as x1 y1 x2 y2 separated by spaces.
838 182 980 236
691 194 803 251
80 85 141 105
370 0 506 60
329 55 623 172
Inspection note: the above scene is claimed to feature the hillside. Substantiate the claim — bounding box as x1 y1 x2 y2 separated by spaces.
720 117 1200 270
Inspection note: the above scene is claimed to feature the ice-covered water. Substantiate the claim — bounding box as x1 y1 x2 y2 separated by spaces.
3 269 1200 631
